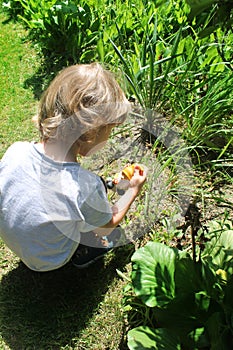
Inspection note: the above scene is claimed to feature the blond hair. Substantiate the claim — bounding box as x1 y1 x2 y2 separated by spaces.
34 63 131 142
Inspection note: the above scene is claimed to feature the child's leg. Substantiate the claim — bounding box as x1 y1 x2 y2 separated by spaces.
79 228 123 248
72 227 125 269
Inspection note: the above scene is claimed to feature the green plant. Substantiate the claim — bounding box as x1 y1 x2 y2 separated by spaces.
110 1 192 110
108 1 233 170
8 0 102 63
176 71 233 164
186 0 233 37
1 0 24 19
123 220 233 349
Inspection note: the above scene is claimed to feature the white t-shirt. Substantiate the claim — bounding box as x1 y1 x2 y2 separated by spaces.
0 142 112 271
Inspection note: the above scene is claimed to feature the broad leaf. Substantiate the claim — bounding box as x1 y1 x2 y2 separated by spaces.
206 312 232 350
131 242 177 307
223 275 233 310
154 293 202 332
175 257 219 298
127 326 181 350
203 221 233 275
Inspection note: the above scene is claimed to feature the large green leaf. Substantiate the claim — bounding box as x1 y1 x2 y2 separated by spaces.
223 275 233 310
175 257 219 298
203 221 233 275
131 242 178 307
154 293 203 332
127 326 181 350
206 312 232 350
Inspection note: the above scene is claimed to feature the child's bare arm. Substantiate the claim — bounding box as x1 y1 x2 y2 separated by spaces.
94 165 147 236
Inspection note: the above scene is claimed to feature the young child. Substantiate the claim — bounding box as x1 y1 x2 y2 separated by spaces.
0 63 147 271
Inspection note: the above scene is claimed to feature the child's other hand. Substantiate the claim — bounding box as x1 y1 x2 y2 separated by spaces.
129 164 147 195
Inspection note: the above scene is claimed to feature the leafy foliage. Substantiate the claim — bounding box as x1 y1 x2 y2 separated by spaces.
128 326 181 350
3 0 103 62
186 0 233 36
124 221 233 349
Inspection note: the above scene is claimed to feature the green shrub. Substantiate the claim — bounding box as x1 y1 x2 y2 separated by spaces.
3 0 102 62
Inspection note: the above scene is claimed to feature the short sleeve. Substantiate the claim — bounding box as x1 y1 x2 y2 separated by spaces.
78 176 112 232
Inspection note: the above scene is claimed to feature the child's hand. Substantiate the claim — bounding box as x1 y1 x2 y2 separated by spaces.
129 164 147 195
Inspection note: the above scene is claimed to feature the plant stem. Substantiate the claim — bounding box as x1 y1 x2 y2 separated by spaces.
191 223 196 263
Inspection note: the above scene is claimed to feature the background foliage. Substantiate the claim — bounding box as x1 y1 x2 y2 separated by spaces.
2 0 233 173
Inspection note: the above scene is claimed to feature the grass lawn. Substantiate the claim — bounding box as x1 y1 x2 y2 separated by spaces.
0 11 131 350
0 13 40 158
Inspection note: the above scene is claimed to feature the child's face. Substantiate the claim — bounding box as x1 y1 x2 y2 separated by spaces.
78 124 115 156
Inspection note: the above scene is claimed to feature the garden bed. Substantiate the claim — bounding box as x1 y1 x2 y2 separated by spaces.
82 109 233 250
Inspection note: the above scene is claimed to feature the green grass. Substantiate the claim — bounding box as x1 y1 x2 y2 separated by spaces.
0 247 133 350
0 11 132 350
0 12 39 157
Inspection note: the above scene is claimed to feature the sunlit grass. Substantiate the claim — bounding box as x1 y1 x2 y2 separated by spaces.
0 12 39 157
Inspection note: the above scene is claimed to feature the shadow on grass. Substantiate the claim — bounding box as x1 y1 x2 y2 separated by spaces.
0 246 133 349
23 55 70 100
